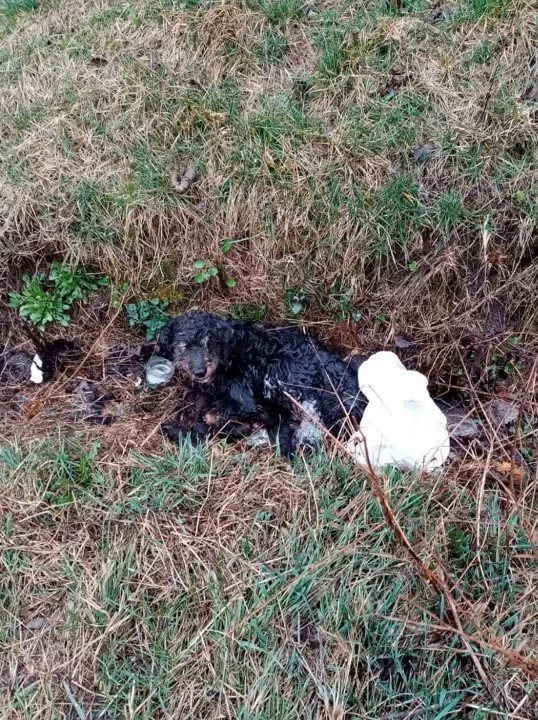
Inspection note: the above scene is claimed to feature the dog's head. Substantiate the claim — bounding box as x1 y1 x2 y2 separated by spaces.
156 311 240 385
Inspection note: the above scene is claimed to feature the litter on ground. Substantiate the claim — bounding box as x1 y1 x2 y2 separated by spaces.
346 351 450 473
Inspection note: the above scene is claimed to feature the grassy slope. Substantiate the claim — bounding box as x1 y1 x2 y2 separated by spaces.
1 0 537 330
1 0 538 717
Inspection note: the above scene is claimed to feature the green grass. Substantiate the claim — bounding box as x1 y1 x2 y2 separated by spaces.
1 438 537 718
1 0 535 309
0 0 37 17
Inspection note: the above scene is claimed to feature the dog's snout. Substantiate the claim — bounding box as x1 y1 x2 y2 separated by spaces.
189 347 208 380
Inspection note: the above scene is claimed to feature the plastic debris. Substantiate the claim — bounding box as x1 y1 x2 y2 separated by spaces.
30 354 44 383
439 404 481 439
487 399 519 426
247 428 271 448
394 334 415 349
346 351 450 472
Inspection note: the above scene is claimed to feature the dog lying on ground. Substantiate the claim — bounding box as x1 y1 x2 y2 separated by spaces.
157 310 367 457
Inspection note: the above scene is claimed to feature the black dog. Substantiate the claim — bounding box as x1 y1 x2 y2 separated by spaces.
157 310 366 456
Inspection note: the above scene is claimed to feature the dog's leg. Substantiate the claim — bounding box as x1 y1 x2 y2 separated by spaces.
200 388 264 442
264 417 297 458
161 414 211 445
215 420 255 441
161 420 209 445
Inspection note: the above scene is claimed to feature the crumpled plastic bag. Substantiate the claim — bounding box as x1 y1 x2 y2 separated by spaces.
346 351 450 472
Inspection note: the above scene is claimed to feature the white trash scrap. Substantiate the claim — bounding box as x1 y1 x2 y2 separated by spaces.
346 351 450 473
30 354 45 384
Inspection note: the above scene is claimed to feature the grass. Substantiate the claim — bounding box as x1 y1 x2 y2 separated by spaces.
1 0 538 717
2 0 536 316
1 438 537 718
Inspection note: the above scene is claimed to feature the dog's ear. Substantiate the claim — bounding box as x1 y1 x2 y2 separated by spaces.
219 318 245 362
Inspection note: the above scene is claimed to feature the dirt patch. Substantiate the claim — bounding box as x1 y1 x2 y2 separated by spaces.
0 302 183 458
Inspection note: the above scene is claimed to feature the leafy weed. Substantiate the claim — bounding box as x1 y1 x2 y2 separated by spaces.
126 299 170 341
284 289 309 317
192 239 238 288
48 261 109 304
326 287 362 322
8 264 108 330
8 274 71 330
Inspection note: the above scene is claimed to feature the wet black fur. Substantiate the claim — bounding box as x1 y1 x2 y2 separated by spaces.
157 311 366 456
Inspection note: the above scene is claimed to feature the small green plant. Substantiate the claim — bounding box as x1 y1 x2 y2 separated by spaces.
48 261 109 303
487 336 522 381
126 299 170 341
408 261 419 272
8 274 71 330
518 413 535 462
192 259 219 284
284 289 308 317
254 0 303 25
327 288 362 322
45 442 102 509
2 511 14 538
448 527 472 564
436 192 466 230
9 263 109 330
469 39 492 65
376 311 389 326
111 282 130 311
192 239 238 288
258 28 289 65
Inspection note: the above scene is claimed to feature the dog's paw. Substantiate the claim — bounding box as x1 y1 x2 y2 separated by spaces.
161 419 191 444
277 426 298 460
162 418 211 445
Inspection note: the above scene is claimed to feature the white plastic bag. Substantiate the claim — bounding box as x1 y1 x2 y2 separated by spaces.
346 351 450 472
